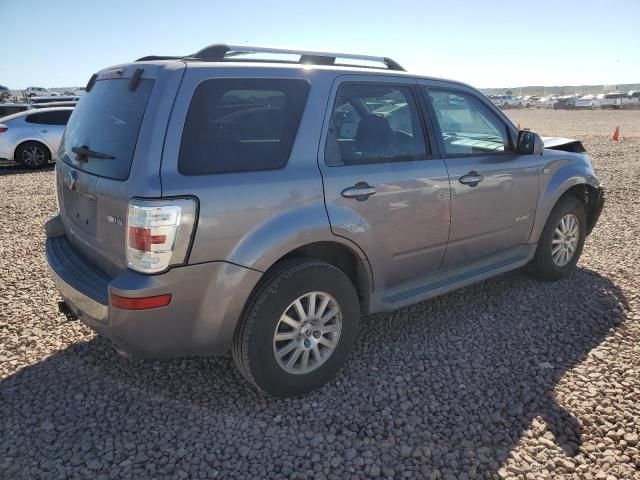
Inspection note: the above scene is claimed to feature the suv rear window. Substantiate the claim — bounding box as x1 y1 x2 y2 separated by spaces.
60 78 154 180
178 78 309 175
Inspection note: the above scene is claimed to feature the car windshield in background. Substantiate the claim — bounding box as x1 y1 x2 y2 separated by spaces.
60 78 154 180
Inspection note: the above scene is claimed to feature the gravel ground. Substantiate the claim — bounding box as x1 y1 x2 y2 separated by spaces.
1 111 639 479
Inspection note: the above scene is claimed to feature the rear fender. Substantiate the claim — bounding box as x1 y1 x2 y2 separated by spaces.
227 203 372 281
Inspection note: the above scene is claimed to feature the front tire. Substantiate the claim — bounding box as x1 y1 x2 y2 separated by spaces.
527 196 587 281
232 258 360 397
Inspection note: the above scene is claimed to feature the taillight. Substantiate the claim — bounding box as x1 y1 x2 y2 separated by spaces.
126 198 197 274
0 124 7 133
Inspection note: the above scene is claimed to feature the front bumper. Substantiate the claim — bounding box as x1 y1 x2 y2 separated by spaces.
586 186 605 235
45 216 262 358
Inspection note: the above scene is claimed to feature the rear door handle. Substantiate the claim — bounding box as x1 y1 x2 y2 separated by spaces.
459 171 484 187
341 182 377 201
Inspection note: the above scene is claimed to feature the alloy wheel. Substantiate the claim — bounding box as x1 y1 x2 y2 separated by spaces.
552 213 579 267
272 291 342 375
21 145 45 167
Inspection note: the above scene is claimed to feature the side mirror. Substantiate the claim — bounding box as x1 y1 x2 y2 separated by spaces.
517 130 544 155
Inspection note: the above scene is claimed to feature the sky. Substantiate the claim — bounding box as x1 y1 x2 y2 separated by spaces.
3 0 639 90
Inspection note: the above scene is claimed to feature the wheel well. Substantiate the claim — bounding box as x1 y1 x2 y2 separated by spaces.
277 242 370 312
560 184 601 234
14 140 51 161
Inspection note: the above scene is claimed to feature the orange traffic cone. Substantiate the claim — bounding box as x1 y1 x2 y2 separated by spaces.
613 126 620 141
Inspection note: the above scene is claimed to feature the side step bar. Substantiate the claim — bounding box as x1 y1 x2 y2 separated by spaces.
371 245 536 312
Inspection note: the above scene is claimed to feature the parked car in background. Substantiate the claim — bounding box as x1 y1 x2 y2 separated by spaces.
25 87 58 98
0 84 10 100
574 94 601 109
0 107 73 168
600 92 625 109
44 44 603 396
0 103 29 119
30 95 79 104
553 95 579 110
30 101 78 109
622 91 640 108
535 96 557 109
519 95 539 108
490 94 520 108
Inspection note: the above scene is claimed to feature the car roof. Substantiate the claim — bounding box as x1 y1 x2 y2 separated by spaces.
111 44 480 91
125 58 478 93
0 106 74 123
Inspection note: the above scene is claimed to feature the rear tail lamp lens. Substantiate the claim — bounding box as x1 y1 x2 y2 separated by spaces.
0 124 7 133
126 198 197 274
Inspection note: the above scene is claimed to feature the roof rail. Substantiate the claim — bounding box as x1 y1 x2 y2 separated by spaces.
136 44 405 71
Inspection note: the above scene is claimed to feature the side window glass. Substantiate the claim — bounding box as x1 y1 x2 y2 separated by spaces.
325 84 427 166
428 90 510 155
26 111 70 125
179 79 309 175
25 113 45 124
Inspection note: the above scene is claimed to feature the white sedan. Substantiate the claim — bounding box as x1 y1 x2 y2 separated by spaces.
574 95 601 109
0 107 73 168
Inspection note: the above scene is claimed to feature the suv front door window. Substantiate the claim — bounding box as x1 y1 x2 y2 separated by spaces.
424 87 539 268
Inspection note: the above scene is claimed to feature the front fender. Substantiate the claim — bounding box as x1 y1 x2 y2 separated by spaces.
529 150 601 242
227 204 369 273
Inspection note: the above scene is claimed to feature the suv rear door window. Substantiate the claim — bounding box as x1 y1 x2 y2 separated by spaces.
60 78 154 180
427 90 510 156
25 110 72 125
325 84 427 166
178 78 309 175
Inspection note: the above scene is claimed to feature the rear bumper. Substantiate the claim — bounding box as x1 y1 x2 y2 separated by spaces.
45 215 262 358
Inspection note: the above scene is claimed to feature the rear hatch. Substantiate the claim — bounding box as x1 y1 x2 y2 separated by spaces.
56 62 184 277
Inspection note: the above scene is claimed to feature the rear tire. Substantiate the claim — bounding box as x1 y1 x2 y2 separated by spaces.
232 258 360 397
15 141 50 168
527 196 587 281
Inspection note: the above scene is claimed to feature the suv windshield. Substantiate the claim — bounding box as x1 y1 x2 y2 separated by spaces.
60 78 154 180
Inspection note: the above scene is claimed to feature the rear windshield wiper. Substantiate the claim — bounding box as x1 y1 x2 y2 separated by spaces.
71 145 115 161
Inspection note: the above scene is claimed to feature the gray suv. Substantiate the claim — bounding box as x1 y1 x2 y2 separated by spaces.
46 45 604 396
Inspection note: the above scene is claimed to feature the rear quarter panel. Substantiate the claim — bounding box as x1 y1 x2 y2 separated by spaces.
160 65 364 272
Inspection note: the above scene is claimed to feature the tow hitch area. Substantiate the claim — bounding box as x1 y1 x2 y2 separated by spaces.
58 301 79 321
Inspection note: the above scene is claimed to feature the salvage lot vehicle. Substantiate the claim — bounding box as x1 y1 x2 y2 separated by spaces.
518 95 538 108
0 107 73 167
25 87 58 97
575 94 601 109
0 84 10 99
45 45 604 397
622 91 640 108
30 95 80 104
600 92 625 109
30 101 78 109
535 96 558 109
553 95 579 109
0 103 29 119
490 94 520 108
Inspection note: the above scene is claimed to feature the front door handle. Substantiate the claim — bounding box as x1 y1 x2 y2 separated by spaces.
459 171 484 187
341 182 377 201
37 129 48 133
